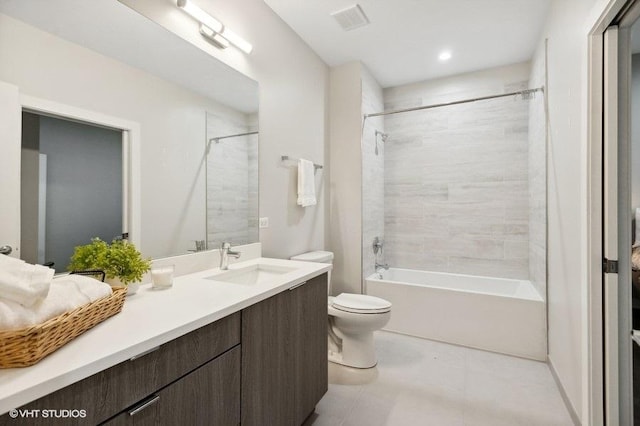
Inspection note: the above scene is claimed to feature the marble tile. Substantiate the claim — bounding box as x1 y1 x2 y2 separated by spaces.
448 182 506 203
362 66 386 281
504 220 530 241
422 237 505 260
448 218 510 240
528 68 547 299
386 251 448 272
420 163 507 184
372 73 543 284
448 257 528 279
505 241 529 259
206 111 256 248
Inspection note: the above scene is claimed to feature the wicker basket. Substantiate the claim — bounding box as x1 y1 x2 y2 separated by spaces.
0 286 127 368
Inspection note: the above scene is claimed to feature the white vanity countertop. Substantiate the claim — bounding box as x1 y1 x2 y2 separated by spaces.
0 257 331 415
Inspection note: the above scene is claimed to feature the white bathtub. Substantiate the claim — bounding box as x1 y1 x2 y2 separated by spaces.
366 268 546 360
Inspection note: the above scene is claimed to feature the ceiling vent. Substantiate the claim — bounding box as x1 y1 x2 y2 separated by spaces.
331 4 370 32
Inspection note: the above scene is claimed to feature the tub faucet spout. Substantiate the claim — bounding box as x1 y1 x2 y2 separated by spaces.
375 262 389 270
375 262 389 279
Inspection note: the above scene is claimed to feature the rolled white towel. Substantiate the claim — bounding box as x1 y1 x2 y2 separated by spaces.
0 255 53 307
0 275 112 331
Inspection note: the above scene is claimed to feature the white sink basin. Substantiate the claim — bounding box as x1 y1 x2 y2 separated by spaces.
206 264 297 285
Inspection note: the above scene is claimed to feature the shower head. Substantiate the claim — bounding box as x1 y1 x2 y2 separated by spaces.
375 130 388 142
374 130 388 156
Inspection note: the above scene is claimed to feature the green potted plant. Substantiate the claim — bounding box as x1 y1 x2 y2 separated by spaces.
68 238 151 295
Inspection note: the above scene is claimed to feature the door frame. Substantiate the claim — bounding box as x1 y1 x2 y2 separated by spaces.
19 93 142 249
588 0 640 424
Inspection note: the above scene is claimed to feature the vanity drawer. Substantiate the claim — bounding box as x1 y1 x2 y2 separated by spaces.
3 312 240 425
102 345 240 426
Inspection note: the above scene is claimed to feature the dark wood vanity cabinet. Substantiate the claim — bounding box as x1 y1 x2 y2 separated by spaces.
0 272 328 426
0 313 241 426
241 273 328 426
104 346 240 426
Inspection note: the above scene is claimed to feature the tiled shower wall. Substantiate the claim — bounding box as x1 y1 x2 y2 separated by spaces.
361 66 385 283
247 113 259 246
206 111 258 249
528 50 547 298
382 63 531 279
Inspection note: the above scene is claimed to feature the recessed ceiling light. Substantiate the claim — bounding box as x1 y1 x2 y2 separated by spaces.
438 51 452 62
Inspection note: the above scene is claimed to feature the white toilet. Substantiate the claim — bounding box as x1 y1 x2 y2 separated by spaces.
290 251 392 369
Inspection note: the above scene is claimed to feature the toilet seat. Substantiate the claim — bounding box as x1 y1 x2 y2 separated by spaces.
330 293 392 314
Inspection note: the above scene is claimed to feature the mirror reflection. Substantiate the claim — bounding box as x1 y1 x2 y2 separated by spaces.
206 113 259 250
0 0 259 264
20 112 124 271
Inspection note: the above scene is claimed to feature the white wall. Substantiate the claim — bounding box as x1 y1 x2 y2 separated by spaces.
532 0 600 421
329 62 363 295
119 0 330 260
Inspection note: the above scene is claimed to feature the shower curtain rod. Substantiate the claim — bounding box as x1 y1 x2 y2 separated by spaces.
364 87 544 119
209 130 259 143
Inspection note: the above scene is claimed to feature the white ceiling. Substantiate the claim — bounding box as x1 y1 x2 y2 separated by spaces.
264 0 551 88
0 0 258 113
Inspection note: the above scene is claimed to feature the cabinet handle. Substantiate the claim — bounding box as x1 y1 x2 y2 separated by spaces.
288 280 307 291
128 395 160 416
129 346 160 361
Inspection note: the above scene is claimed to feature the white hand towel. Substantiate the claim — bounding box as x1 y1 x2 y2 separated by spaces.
297 159 316 207
634 208 640 247
0 255 53 307
0 275 112 331
63 274 112 302
0 299 36 331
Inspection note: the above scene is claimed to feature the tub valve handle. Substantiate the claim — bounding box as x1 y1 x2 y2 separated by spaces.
373 237 384 255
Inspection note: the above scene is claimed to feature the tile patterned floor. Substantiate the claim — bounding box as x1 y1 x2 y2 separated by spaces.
305 331 574 426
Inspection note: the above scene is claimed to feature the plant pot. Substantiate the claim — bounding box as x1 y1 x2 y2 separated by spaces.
105 277 139 296
125 282 140 296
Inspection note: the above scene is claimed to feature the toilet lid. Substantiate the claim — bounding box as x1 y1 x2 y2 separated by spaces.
331 293 392 314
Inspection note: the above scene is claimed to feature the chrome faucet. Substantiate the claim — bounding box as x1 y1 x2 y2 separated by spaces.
375 262 389 271
220 242 241 270
188 240 206 252
375 262 389 279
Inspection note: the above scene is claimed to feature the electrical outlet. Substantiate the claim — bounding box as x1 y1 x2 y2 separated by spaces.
259 217 269 228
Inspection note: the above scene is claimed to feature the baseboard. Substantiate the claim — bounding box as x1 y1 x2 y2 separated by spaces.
547 356 581 426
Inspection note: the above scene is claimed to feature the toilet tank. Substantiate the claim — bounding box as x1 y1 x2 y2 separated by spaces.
290 251 333 294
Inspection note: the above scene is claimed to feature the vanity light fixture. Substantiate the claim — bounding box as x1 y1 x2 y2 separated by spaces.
177 0 253 54
199 24 230 49
220 27 253 54
177 0 223 33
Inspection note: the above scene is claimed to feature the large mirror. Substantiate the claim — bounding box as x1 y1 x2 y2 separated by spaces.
206 113 259 249
0 0 259 269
